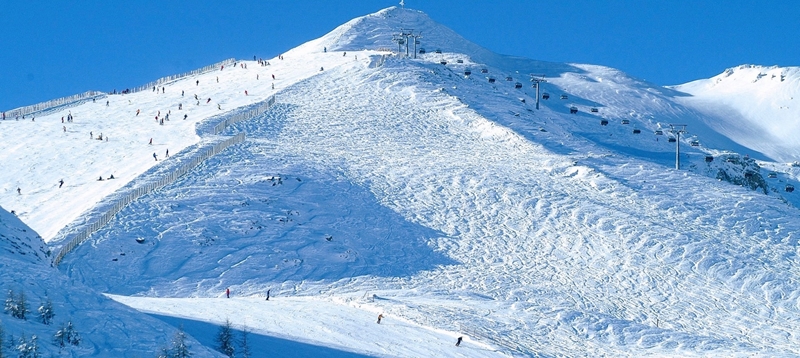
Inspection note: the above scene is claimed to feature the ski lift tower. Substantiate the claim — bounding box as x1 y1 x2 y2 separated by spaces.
410 32 422 59
530 75 547 110
669 124 687 169
400 28 415 57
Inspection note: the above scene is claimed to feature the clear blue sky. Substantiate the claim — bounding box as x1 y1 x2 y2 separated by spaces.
2 0 798 111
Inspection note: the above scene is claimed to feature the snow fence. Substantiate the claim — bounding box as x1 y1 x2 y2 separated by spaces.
2 91 107 120
51 94 277 266
126 58 235 94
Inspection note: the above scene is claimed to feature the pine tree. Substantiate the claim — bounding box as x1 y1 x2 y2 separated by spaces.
239 327 251 358
14 291 28 320
37 298 54 325
170 327 192 358
215 319 235 357
54 320 80 347
3 290 16 317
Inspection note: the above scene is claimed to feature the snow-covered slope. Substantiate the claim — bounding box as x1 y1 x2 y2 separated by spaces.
3 5 800 357
0 206 220 357
673 65 800 163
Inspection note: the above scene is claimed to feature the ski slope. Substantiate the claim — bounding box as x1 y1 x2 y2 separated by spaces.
3 5 800 357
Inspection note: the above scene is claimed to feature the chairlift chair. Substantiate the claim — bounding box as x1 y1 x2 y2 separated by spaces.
440 60 447 65
560 94 568 100
590 108 599 113
768 172 777 178
515 82 523 89
787 184 795 192
542 92 550 100
481 68 489 73
464 69 472 76
633 129 641 134
419 48 426 54
506 76 513 81
488 77 496 83
435 49 442 54
654 130 663 135
690 140 700 147
569 106 578 114
668 137 676 142
600 119 609 126
621 119 630 124
705 155 714 162
457 59 463 63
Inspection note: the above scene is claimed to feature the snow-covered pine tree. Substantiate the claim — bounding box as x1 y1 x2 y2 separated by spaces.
239 327 251 358
16 334 39 358
37 298 54 325
3 290 15 317
170 326 191 358
54 320 80 347
14 291 28 320
215 319 235 357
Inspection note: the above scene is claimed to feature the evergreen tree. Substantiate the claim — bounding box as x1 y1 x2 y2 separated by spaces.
170 326 191 358
37 298 54 325
54 320 80 347
239 327 251 358
3 290 15 317
14 291 28 320
215 319 235 357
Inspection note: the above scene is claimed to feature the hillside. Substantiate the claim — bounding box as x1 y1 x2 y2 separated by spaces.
3 6 800 357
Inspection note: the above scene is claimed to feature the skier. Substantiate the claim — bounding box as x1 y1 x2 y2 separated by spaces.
59 179 64 188
109 174 115 179
266 289 270 301
98 176 104 181
165 149 169 157
377 314 383 324
194 94 198 100
2 112 4 120
183 114 188 120
218 104 221 110
257 74 259 80
206 98 211 104
17 187 21 195
178 103 182 110
153 152 158 161
196 80 199 86
343 52 346 57
63 126 66 133
271 74 275 80
320 67 324 71
324 46 326 53
149 138 153 145
272 83 274 90
216 76 219 83
181 90 184 96
456 337 462 347
245 90 248 96
90 131 93 139
136 109 140 116
226 288 230 298
106 100 109 106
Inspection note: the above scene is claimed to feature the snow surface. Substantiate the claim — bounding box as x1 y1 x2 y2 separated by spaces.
3 5 800 357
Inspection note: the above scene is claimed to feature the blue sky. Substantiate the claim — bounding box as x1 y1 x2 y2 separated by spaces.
1 0 798 111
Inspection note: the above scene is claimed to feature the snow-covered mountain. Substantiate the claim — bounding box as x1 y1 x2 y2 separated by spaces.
2 6 800 357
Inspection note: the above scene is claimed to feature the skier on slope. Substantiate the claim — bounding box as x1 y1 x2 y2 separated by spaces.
59 179 64 188
377 314 383 324
226 288 230 298
153 153 158 161
456 337 462 347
